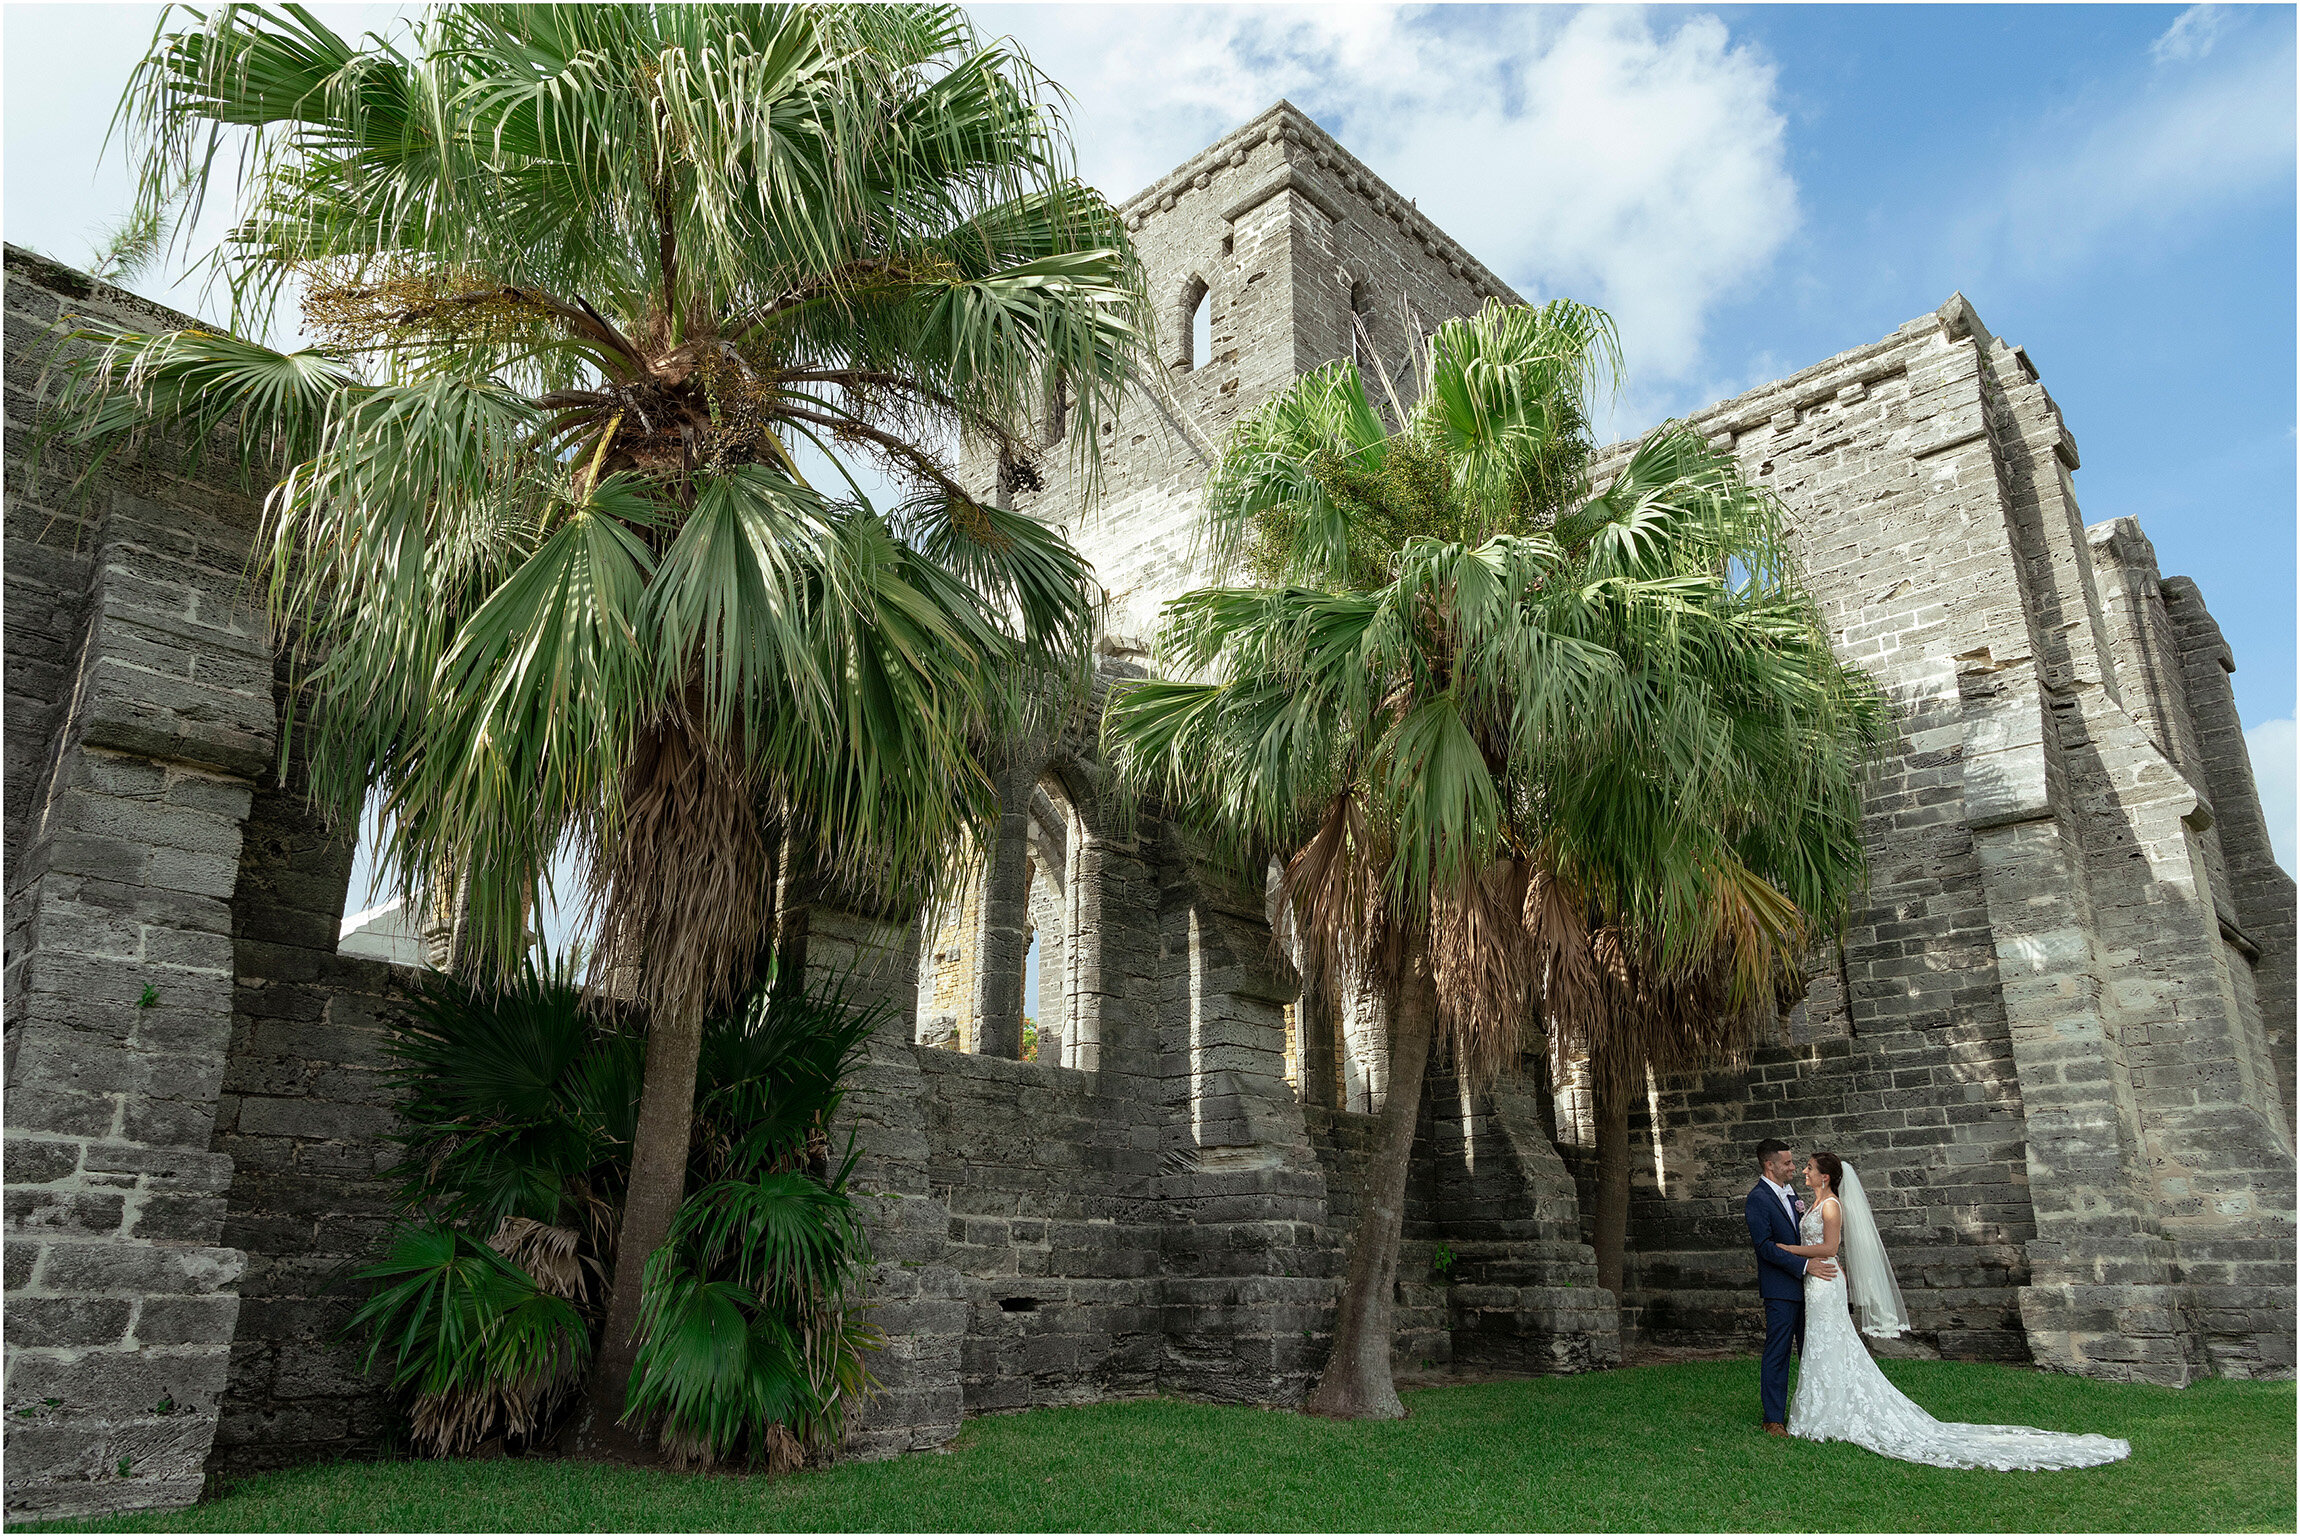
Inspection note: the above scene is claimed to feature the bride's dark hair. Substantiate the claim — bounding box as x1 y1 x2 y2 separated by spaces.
1811 1150 1844 1196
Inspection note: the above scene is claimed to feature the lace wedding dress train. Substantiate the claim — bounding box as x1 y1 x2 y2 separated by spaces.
1787 1203 2130 1471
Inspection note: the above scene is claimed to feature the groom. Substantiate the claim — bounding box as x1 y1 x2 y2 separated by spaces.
1747 1138 1836 1435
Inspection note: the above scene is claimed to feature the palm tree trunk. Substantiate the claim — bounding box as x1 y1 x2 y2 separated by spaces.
585 1005 706 1446
1592 1073 1630 1302
1304 950 1437 1420
577 707 768 1450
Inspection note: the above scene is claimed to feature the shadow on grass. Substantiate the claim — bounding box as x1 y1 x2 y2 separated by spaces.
24 1360 2296 1533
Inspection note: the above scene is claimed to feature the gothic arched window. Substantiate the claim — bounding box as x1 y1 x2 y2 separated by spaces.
1179 273 1210 371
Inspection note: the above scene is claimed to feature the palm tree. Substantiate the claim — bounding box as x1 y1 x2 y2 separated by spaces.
46 2 1148 1436
1103 301 1882 1419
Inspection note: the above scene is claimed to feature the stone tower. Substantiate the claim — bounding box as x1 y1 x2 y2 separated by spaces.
977 99 1519 656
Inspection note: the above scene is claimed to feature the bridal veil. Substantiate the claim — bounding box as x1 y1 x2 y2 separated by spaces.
1836 1163 1910 1338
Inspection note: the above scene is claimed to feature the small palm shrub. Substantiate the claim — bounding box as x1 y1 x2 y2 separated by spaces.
345 1226 590 1456
351 955 883 1467
386 956 645 1294
628 1171 878 1471
626 974 883 1470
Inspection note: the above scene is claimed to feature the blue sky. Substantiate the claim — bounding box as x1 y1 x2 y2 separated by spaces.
6 3 2292 896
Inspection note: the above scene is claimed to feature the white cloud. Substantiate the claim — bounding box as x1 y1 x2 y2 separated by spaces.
1953 16 2293 281
3 3 415 340
2246 718 2295 876
2152 5 2228 63
13 5 1797 391
978 4 1798 386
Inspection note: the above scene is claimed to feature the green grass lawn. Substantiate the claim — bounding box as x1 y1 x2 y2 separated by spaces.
37 1360 2295 1533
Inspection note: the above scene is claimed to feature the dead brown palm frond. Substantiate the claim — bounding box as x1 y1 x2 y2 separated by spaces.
1527 841 1818 1099
648 1397 804 1474
1556 934 1778 1102
1695 851 1815 1016
1279 790 1383 1019
487 1216 587 1301
758 1422 809 1476
407 1331 586 1458
1428 857 1536 1084
584 703 771 1032
1523 862 1606 1045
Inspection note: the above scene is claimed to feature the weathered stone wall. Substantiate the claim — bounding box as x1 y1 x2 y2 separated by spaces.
822 716 1607 1458
5 247 277 1518
2158 574 2297 1143
206 715 407 1476
2 250 420 1517
918 1052 1164 1410
1601 1030 2038 1363
1584 297 2295 1383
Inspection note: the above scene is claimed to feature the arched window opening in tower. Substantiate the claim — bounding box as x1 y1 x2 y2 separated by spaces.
1183 274 1212 372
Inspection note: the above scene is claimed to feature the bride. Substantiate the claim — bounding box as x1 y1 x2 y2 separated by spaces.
1777 1151 2131 1470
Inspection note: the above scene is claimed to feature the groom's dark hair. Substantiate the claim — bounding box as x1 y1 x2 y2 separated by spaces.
1755 1138 1792 1164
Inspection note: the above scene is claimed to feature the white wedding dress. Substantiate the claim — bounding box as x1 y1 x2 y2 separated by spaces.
1788 1198 2130 1470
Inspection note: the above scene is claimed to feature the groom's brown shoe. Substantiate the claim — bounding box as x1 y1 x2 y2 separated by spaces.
1764 1422 1788 1436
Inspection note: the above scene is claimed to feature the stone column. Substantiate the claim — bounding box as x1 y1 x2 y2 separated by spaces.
1959 654 2198 1385
2162 575 2297 1139
1296 994 1342 1111
204 704 407 1477
1024 798 1069 1067
1153 845 1335 1404
971 766 1035 1059
1428 1071 1620 1374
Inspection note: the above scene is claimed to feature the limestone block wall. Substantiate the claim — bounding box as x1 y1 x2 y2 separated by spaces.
1597 1030 2037 1363
919 1052 1164 1410
826 720 1608 1457
1589 295 2294 1383
2158 575 2297 1136
4 248 277 1518
206 720 408 1476
1 250 420 1517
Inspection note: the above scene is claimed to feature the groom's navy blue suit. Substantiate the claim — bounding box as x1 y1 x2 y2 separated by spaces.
1747 1180 1808 1425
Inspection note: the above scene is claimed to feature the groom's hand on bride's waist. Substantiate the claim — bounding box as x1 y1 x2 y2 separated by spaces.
1808 1259 1839 1280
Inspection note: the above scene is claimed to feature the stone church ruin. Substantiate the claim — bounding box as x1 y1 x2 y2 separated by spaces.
6 101 2292 1520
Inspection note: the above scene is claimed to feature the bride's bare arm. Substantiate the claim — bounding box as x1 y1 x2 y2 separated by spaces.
1779 1199 1843 1258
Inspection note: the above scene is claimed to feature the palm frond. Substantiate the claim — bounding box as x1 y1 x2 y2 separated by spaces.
38 322 359 493
346 1222 589 1457
1108 295 1885 1093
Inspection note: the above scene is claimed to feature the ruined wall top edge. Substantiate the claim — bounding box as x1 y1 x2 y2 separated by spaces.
5 242 206 337
1587 294 2001 479
1114 100 1522 305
